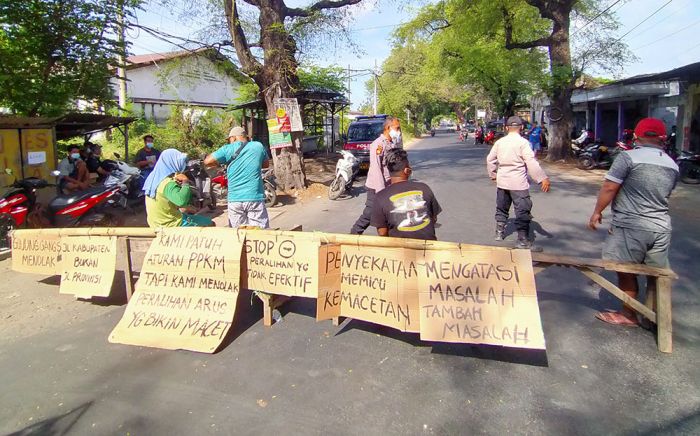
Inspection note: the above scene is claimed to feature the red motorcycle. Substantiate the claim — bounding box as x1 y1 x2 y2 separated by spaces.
485 130 496 145
475 128 484 144
210 166 278 208
1 169 121 250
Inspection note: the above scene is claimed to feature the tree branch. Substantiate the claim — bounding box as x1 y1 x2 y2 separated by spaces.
285 0 363 18
224 0 262 77
502 5 551 50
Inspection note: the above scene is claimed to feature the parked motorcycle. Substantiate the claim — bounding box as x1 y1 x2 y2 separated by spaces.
210 166 278 208
262 168 277 207
1 168 121 247
185 158 215 211
329 150 359 200
577 141 632 170
678 151 700 184
102 153 145 211
0 169 50 250
475 128 485 144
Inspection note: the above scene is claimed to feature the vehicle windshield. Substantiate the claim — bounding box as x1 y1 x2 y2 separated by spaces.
347 122 384 142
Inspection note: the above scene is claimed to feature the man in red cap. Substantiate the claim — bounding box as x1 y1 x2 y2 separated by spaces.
588 117 679 326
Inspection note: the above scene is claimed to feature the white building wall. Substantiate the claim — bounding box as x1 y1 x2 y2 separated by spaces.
110 54 243 122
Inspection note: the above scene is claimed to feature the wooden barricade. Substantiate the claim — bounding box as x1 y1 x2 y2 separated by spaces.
48 227 676 353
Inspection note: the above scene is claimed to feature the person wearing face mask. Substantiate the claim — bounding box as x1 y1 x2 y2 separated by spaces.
57 145 90 193
371 148 441 240
204 126 270 228
135 134 161 177
350 116 402 234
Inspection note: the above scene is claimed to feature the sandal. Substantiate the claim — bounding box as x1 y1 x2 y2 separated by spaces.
595 311 639 327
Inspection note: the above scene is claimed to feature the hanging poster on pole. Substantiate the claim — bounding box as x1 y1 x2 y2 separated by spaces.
273 98 303 132
267 119 293 149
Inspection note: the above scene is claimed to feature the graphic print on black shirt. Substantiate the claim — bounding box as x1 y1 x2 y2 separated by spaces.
371 181 441 240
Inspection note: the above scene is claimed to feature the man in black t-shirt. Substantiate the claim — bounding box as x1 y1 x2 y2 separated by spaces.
370 148 442 240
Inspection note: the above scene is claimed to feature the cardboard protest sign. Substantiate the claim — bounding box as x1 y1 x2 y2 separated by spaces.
418 249 545 349
316 244 341 320
243 230 337 298
11 229 61 275
317 245 420 333
58 236 117 298
109 228 243 353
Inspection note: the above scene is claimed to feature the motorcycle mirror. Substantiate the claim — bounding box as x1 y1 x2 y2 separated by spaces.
4 168 12 175
114 152 122 159
50 170 61 177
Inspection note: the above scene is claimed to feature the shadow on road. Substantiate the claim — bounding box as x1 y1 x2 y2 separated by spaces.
335 318 549 367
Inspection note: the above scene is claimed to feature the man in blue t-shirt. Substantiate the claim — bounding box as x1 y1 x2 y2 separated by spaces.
205 126 270 228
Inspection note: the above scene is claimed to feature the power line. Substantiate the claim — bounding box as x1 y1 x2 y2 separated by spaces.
632 17 700 50
611 0 673 44
572 0 623 36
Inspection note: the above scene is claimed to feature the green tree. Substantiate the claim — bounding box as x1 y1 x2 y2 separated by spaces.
223 0 364 191
499 0 634 160
394 0 547 120
0 0 141 116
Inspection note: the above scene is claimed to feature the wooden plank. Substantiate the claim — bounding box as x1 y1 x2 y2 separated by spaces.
119 237 134 302
656 277 673 353
258 292 273 327
645 276 657 311
532 264 549 275
578 267 657 323
127 238 152 273
533 252 677 279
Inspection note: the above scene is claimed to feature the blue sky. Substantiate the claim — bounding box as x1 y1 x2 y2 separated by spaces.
130 0 700 110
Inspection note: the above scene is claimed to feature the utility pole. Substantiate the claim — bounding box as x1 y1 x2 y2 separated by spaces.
347 64 351 105
373 59 378 115
116 0 129 158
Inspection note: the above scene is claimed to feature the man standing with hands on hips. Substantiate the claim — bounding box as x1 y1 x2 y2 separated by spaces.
486 116 550 249
350 116 402 234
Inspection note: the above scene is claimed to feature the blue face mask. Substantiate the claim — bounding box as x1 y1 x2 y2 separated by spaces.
145 142 154 149
70 153 81 160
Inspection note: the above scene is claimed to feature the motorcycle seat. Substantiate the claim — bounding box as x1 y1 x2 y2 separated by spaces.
18 178 48 189
48 185 112 213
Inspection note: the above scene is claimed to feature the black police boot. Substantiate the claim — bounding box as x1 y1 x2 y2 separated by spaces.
515 229 531 249
494 222 506 241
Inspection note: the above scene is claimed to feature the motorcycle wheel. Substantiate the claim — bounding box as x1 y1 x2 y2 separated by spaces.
328 176 345 200
264 182 277 207
680 162 700 184
577 156 596 170
0 213 15 251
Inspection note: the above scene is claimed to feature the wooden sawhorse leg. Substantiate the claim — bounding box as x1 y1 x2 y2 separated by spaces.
656 277 673 353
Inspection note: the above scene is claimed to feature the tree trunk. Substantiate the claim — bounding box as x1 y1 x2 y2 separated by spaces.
255 1 306 191
545 6 574 161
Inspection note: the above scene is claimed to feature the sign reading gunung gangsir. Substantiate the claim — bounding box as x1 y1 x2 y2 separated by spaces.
418 249 545 349
11 230 61 275
109 228 243 353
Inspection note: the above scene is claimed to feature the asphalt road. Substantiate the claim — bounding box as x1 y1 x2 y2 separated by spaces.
2 133 699 435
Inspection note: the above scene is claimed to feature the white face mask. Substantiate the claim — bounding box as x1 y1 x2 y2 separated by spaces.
389 129 401 143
